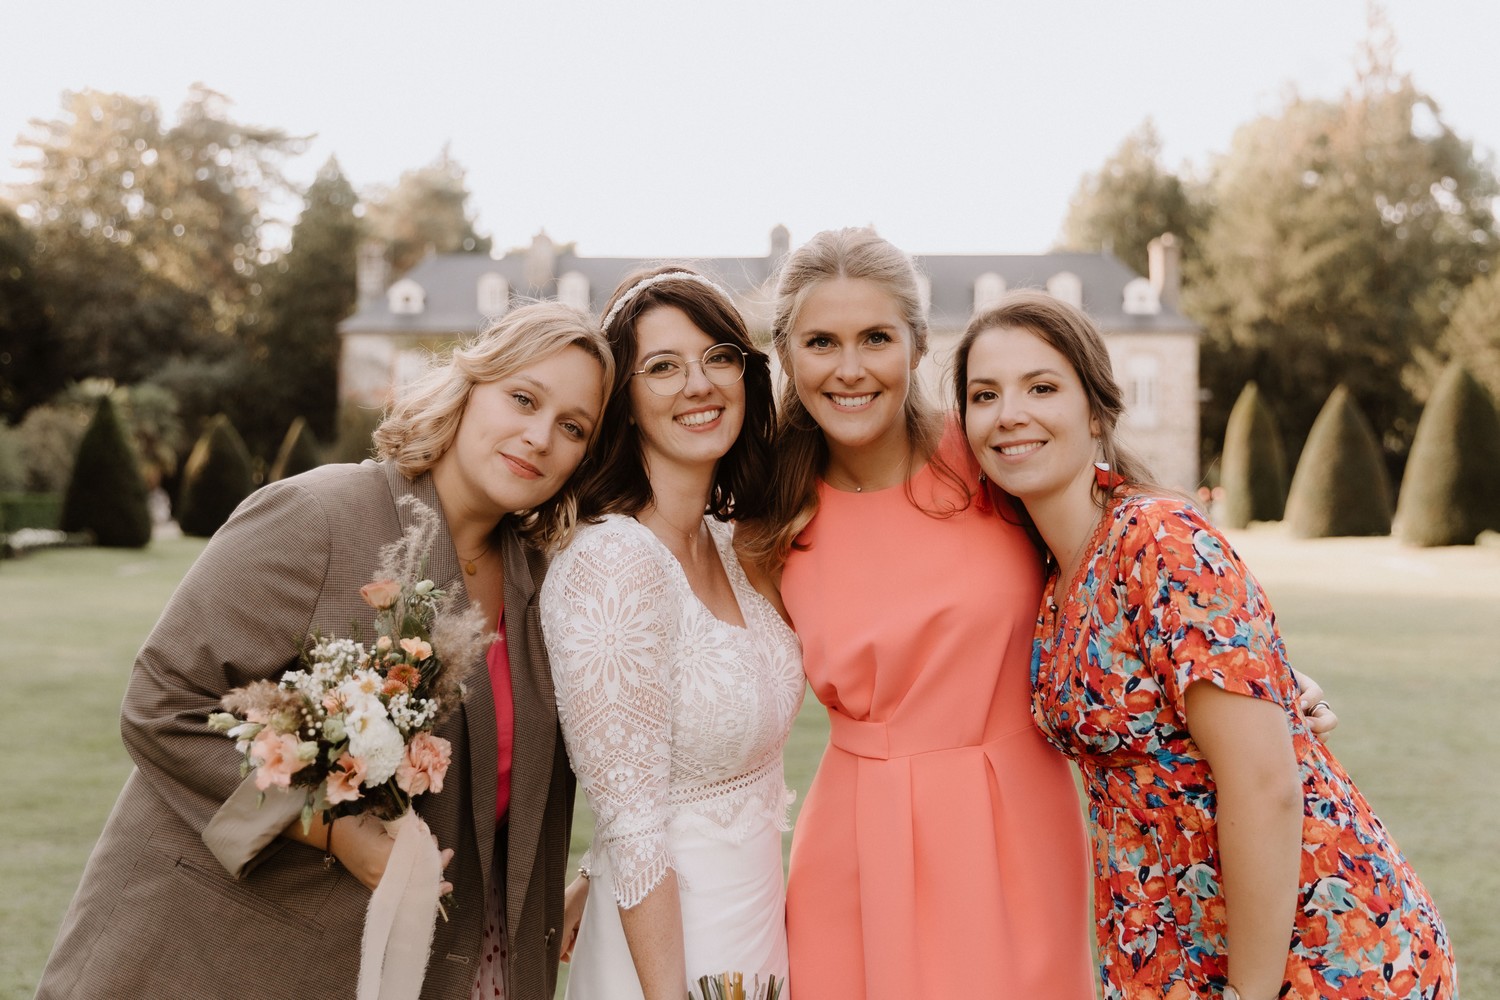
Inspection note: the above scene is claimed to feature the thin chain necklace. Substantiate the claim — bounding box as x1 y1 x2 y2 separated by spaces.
455 539 491 576
1046 508 1104 621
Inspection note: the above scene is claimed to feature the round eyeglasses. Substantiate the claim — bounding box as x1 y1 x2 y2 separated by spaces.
630 343 747 396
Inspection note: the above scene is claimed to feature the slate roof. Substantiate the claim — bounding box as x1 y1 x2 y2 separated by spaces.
340 242 1199 337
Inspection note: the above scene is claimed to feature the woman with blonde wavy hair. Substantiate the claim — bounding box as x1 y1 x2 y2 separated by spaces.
37 301 612 1000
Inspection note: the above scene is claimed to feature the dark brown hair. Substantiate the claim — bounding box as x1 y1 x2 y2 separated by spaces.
571 265 776 523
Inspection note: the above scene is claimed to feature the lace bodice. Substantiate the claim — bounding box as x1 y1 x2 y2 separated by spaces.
541 514 804 908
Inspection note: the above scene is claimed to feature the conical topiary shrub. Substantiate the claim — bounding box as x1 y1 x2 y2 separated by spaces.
1219 381 1288 528
1284 385 1393 538
268 417 325 482
60 395 152 548
177 414 255 538
1395 363 1500 546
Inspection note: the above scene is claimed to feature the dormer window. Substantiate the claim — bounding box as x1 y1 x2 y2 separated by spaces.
974 272 1006 313
478 273 509 317
558 271 590 312
1047 272 1082 308
1122 277 1160 315
388 278 426 315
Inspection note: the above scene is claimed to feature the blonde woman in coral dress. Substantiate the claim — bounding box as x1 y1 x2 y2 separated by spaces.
740 229 1096 1000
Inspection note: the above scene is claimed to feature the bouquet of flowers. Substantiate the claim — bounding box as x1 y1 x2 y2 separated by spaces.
689 973 784 1000
209 496 490 1000
209 496 488 831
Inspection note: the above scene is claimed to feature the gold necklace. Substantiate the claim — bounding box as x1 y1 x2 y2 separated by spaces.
1046 509 1104 620
456 540 491 576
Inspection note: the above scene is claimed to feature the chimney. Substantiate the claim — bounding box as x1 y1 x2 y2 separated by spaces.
524 230 557 292
770 224 790 264
357 240 389 303
1148 233 1180 312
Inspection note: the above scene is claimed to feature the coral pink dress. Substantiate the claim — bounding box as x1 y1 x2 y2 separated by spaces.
782 427 1094 1000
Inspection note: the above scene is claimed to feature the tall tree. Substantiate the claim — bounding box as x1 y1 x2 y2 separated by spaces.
1439 268 1500 404
1058 119 1206 278
15 85 306 366
237 158 360 457
364 145 491 277
0 203 62 421
1186 17 1498 465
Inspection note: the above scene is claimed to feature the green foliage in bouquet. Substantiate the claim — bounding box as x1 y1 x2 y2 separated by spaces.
1395 363 1500 546
269 417 325 482
60 394 151 548
1284 385 1393 538
177 414 255 538
1219 381 1288 527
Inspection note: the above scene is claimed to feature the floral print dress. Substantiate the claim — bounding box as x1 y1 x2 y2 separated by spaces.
1032 493 1456 999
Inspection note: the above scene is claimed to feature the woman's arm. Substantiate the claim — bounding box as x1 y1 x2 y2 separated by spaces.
620 874 687 1000
1185 680 1302 1000
541 522 685 992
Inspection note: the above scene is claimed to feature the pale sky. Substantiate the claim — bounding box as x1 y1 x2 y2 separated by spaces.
2 0 1496 259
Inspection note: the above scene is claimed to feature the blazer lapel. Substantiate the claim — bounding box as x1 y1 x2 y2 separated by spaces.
380 463 499 896
500 535 557 934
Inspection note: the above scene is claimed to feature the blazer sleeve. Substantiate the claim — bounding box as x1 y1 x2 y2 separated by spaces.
121 477 334 875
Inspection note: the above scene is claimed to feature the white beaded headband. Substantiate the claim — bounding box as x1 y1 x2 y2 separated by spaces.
599 271 735 332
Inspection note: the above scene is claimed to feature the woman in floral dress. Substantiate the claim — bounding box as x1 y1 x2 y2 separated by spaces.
954 289 1456 1000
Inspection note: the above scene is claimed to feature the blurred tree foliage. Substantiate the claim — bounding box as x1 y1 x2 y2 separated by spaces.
0 203 63 421
1187 23 1497 466
17 85 306 346
363 144 491 277
238 158 359 459
1058 119 1207 278
1440 268 1500 405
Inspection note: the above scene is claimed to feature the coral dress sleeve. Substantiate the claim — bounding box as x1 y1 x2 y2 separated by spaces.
1132 502 1294 712
541 522 679 908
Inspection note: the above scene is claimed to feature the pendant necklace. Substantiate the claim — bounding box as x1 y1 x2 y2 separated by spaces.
456 540 491 576
1046 510 1103 622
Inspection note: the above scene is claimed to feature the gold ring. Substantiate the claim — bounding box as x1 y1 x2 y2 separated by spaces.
1312 700 1332 715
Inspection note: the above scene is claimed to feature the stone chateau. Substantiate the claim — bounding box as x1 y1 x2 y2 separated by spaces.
338 226 1201 490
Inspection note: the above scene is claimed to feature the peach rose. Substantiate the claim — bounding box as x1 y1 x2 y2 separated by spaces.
399 637 433 662
361 579 402 610
326 752 367 805
395 732 452 796
251 729 310 790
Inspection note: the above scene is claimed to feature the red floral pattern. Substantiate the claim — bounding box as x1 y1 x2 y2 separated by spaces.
1032 494 1456 999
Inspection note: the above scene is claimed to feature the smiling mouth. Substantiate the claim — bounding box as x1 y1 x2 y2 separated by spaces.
997 442 1044 457
676 408 723 427
828 393 876 409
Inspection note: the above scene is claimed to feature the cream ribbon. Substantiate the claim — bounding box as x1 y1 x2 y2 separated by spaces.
358 811 443 1000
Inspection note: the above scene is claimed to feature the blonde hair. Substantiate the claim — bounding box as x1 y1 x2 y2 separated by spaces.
373 301 614 546
738 227 966 569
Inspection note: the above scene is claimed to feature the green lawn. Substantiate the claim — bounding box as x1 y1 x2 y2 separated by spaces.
4 527 1496 999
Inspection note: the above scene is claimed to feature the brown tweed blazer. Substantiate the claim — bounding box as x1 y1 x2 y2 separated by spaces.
35 461 573 1000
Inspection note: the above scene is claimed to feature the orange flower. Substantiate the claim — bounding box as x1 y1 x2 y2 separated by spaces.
326 752 366 804
361 579 402 610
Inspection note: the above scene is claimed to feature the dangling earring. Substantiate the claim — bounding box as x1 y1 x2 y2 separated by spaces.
1094 461 1125 490
978 472 987 484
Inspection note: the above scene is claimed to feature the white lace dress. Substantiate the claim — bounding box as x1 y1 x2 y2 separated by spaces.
541 514 804 999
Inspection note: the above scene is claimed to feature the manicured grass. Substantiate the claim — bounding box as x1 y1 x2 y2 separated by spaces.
6 528 1496 998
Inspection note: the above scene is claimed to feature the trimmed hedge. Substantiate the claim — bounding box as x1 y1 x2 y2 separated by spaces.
60 395 152 548
1284 385 1392 538
269 417 325 482
1 492 62 532
1395 363 1500 546
177 414 255 538
1219 382 1288 527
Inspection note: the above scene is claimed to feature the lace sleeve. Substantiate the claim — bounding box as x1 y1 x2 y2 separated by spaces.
541 521 679 909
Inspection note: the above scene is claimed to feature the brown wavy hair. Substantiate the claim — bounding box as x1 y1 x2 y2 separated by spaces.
953 290 1171 540
570 265 777 524
737 227 968 570
373 300 614 547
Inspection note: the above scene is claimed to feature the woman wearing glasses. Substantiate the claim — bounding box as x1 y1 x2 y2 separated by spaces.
541 267 803 999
